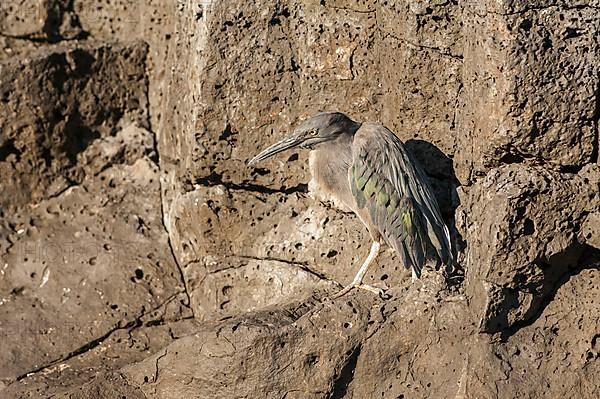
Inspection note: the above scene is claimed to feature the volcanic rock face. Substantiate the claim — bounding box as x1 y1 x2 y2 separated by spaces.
462 165 599 333
0 1 599 398
457 0 599 182
0 41 149 213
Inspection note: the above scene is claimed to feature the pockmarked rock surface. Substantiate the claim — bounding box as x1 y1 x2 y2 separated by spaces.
0 0 599 397
0 40 149 213
120 297 370 399
460 164 600 332
0 126 191 394
457 0 600 183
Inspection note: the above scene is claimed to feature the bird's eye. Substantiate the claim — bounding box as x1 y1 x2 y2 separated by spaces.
310 130 318 136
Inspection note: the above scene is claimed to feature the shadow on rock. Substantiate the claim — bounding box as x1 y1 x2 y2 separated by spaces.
498 245 600 341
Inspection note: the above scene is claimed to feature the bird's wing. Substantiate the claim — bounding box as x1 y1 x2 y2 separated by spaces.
348 123 452 277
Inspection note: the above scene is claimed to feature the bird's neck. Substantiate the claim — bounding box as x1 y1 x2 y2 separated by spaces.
308 133 355 211
320 133 354 166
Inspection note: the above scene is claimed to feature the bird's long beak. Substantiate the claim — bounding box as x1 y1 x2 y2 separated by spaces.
247 135 304 166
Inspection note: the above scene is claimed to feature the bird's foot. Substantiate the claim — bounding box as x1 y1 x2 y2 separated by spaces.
332 283 389 299
412 269 426 290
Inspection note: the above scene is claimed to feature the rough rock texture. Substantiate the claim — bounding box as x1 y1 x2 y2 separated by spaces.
460 164 599 333
0 41 149 213
0 0 599 398
0 125 192 394
457 0 600 182
0 0 82 40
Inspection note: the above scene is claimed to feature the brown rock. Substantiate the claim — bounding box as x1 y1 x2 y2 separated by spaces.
166 183 416 320
0 41 149 213
460 164 600 332
0 0 46 38
0 155 183 385
55 372 148 399
120 296 371 398
494 268 600 398
1 0 600 397
457 1 600 182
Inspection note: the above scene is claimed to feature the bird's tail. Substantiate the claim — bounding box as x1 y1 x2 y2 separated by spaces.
388 196 456 279
425 218 453 267
392 197 428 278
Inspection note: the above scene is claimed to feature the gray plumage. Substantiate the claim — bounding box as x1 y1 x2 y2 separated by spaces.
248 111 452 292
349 123 452 276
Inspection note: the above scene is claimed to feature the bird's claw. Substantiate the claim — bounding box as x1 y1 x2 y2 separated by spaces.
331 284 354 299
357 283 389 299
377 289 391 300
331 283 389 300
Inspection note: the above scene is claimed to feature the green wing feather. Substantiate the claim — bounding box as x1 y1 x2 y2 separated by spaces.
348 124 453 277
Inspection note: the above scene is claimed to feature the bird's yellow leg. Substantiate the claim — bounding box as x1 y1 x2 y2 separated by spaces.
332 241 386 298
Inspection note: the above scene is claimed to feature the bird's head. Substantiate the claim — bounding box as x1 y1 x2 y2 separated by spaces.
248 112 359 166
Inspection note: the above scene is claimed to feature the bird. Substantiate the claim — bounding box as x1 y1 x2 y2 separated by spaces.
248 112 453 298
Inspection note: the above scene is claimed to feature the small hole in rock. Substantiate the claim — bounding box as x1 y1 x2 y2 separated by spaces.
135 268 144 279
